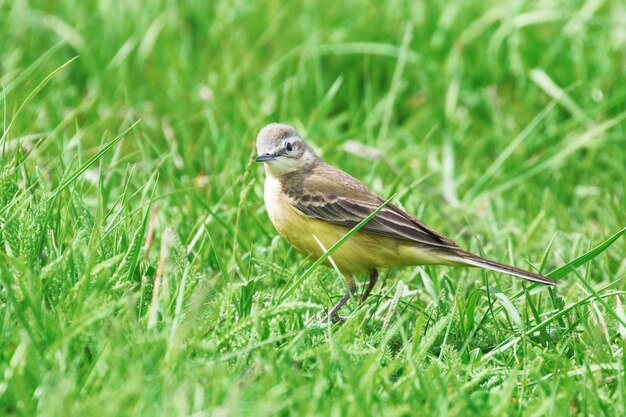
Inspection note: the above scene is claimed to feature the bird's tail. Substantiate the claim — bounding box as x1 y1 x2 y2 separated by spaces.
444 249 558 286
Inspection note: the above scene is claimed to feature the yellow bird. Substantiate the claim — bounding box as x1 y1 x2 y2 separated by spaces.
255 123 557 319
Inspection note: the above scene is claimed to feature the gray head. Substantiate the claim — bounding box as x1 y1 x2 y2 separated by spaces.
255 123 319 177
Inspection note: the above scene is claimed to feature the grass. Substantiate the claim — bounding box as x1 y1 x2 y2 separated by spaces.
1 0 626 415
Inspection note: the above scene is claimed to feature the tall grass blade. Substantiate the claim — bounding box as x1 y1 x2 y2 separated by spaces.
50 120 141 199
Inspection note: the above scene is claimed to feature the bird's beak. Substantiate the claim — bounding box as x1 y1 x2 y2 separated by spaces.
255 153 276 162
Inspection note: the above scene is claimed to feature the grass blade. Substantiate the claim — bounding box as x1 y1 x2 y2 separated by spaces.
546 226 626 281
530 69 590 124
490 111 626 196
50 120 141 199
466 99 557 199
1 56 79 145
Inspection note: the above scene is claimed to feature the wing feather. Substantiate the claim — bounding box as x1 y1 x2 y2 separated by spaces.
283 163 459 249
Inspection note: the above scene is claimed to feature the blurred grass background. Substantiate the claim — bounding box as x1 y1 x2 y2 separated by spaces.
1 0 625 416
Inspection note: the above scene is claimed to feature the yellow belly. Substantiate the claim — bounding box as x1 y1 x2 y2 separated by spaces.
264 177 447 276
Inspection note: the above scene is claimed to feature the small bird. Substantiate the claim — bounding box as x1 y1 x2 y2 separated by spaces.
255 123 557 320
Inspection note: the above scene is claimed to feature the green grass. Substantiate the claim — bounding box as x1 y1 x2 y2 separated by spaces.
1 0 626 415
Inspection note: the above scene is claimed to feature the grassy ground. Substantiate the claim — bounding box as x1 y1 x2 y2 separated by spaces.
1 0 626 415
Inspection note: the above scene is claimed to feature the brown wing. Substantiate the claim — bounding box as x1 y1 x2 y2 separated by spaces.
282 162 459 250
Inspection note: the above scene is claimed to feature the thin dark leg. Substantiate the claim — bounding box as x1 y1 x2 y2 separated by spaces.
329 284 357 322
361 269 379 303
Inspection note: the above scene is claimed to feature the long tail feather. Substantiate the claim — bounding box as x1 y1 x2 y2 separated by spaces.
446 250 558 285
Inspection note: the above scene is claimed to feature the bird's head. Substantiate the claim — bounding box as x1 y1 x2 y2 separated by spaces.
255 123 319 177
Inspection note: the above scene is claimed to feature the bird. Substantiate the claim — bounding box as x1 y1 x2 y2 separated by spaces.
255 123 557 320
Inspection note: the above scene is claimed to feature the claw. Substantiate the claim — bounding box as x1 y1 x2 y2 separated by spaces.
329 311 349 323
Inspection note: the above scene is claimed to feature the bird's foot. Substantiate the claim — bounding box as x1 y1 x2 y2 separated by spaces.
329 312 349 323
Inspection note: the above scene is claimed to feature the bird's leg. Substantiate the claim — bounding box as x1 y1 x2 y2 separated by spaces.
329 284 357 322
329 270 379 322
361 269 379 303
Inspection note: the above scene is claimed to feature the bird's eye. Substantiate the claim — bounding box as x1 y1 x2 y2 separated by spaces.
286 142 293 152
